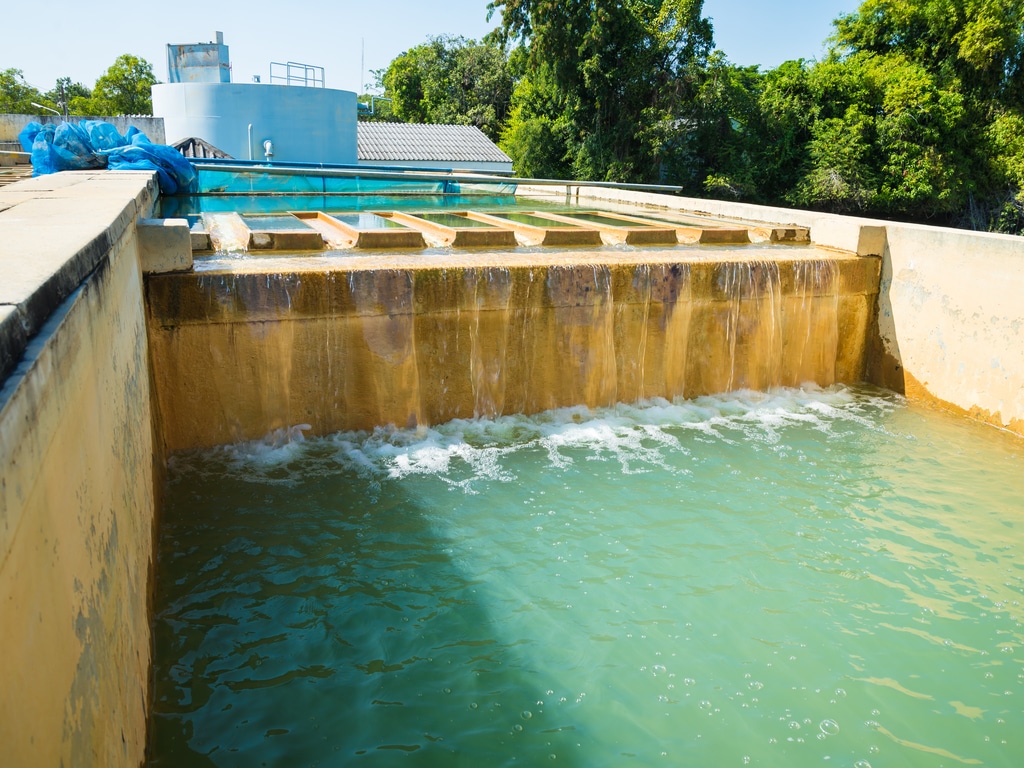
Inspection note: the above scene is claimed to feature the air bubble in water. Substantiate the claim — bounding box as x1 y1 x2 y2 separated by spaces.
819 719 839 736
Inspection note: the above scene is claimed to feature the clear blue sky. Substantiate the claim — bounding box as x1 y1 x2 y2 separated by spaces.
4 0 858 95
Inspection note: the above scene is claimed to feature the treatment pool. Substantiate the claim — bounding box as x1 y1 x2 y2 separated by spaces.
148 386 1024 766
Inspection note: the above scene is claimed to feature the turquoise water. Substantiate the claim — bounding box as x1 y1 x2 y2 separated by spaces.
552 212 657 228
328 213 410 230
149 386 1024 767
240 215 316 232
491 212 582 228
416 212 497 229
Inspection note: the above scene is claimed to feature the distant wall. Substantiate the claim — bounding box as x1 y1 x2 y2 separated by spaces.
537 185 1024 435
152 83 357 163
0 172 160 767
0 113 166 144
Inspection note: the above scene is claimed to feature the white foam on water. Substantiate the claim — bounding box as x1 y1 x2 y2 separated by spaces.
169 385 901 491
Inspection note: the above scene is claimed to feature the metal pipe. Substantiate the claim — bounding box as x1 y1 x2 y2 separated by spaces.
31 102 61 117
247 124 253 161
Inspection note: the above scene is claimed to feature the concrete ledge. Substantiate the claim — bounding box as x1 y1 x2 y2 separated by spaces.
138 218 194 273
0 171 158 380
0 306 27 382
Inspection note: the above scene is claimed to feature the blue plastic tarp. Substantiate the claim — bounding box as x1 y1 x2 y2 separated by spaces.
17 120 196 195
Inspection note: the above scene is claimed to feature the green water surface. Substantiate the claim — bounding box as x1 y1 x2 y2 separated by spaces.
240 215 316 232
149 386 1024 767
415 213 497 229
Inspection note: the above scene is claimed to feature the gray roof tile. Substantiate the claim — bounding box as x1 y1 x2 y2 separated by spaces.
357 123 512 163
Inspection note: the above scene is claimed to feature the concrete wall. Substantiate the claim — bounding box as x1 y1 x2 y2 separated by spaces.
0 172 160 767
531 186 1024 436
0 114 166 145
152 83 357 164
145 250 879 450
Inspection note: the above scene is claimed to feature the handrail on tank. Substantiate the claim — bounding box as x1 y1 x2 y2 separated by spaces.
188 161 684 194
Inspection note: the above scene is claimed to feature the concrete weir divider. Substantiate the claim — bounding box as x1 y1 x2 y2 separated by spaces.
0 171 1022 767
145 251 880 449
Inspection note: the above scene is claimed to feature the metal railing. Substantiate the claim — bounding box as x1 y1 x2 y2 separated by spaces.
268 62 325 88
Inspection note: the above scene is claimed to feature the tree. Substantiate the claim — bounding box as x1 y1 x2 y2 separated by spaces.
84 54 158 115
489 0 714 181
45 77 92 116
380 36 515 141
820 0 1024 228
0 68 43 114
831 0 1024 106
500 63 574 178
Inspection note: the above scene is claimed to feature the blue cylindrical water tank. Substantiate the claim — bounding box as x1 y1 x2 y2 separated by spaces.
153 82 357 164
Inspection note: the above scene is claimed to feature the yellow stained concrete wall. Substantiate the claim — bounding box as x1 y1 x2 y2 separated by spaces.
527 186 1024 436
146 250 879 450
0 173 158 767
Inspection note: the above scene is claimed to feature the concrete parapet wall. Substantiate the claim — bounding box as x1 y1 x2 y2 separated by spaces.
0 172 159 766
0 114 166 145
532 186 1024 435
146 250 879 450
875 225 1024 433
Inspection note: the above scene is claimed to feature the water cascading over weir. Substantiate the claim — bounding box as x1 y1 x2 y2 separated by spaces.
144 181 879 448
147 254 876 447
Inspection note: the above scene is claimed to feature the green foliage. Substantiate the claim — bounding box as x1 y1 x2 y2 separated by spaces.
0 68 43 113
380 36 515 141
490 0 714 181
819 0 1023 229
785 53 969 217
77 54 157 116
832 0 1024 104
45 77 92 116
499 68 573 178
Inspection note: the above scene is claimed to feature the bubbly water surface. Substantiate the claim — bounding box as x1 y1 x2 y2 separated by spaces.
149 385 1024 767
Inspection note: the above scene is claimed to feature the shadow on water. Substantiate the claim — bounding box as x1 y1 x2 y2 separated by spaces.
148 437 582 767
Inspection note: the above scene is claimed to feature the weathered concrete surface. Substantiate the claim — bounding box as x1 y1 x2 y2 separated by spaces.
877 225 1024 434
0 171 157 380
0 172 158 767
137 218 193 273
0 113 166 145
528 186 1024 436
146 249 879 450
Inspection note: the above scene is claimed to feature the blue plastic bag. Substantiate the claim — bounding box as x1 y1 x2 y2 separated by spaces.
18 121 42 152
105 142 197 195
18 119 196 194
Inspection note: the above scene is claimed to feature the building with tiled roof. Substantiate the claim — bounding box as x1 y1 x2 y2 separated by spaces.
357 123 513 174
